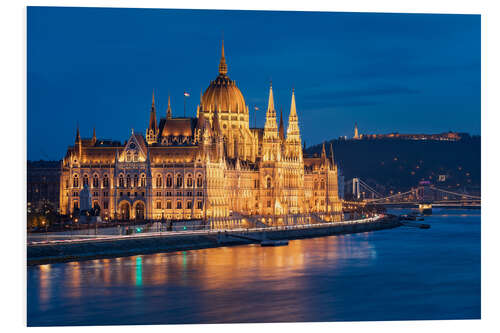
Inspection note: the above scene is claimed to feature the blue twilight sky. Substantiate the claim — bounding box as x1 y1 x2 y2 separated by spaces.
27 7 480 160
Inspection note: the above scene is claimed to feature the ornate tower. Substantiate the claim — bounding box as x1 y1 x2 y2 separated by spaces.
354 122 359 139
285 89 302 161
146 90 158 145
262 82 280 161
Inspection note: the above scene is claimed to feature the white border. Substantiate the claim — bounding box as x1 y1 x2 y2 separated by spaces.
1 0 498 332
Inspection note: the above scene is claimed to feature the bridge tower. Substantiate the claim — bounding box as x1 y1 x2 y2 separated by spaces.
352 178 360 199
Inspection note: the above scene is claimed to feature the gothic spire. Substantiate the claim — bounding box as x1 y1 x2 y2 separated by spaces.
264 82 278 139
286 88 301 145
75 123 80 143
148 90 157 131
218 39 227 75
166 95 172 119
92 127 96 144
321 141 327 159
330 142 335 166
279 107 285 141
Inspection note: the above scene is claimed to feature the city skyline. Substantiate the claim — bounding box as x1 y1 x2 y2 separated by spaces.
27 7 480 160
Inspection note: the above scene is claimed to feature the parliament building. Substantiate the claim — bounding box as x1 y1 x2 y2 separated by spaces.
59 42 342 222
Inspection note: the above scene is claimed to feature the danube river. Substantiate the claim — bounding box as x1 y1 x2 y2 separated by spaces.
27 209 480 326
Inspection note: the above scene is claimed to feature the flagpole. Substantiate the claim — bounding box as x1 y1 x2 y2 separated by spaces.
184 93 186 117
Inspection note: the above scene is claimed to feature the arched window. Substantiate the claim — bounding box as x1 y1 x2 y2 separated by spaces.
156 175 162 188
133 175 138 187
320 179 325 190
126 175 131 188
134 151 138 162
196 175 203 187
176 175 183 188
140 174 146 187
314 180 318 190
266 177 272 189
119 174 124 187
187 175 193 187
73 175 79 188
83 175 89 187
126 151 131 162
103 174 109 188
166 174 172 187
93 175 99 188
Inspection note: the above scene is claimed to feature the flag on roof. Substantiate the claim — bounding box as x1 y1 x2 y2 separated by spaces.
184 91 190 97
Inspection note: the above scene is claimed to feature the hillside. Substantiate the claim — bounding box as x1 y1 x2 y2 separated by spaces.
305 137 481 196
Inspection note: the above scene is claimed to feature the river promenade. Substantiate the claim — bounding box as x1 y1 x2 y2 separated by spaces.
27 215 400 265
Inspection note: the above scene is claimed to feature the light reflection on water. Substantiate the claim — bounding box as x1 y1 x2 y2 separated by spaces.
27 209 480 326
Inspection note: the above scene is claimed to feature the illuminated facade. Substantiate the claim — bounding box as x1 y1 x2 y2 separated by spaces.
59 42 342 220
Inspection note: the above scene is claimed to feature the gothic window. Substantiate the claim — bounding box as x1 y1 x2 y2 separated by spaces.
196 175 203 187
119 174 124 187
73 201 79 209
140 174 146 187
83 175 89 187
314 180 318 190
197 200 203 209
134 151 138 162
266 177 272 189
187 175 193 187
177 201 182 209
176 175 183 188
166 201 172 209
187 201 192 209
126 151 131 162
320 180 325 190
126 175 131 188
93 175 99 188
103 174 109 188
166 174 173 187
156 175 162 188
156 201 162 209
133 175 138 187
73 175 79 188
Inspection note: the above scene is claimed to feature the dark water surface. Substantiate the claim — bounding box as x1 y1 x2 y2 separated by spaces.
27 209 480 326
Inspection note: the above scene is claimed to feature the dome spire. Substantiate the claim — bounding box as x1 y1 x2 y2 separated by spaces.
218 39 228 75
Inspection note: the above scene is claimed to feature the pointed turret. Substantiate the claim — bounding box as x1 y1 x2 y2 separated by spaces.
166 95 172 119
264 82 278 139
146 90 158 145
279 107 285 142
286 88 301 145
321 142 327 163
75 123 81 143
354 122 359 139
329 142 335 166
218 39 228 75
91 127 96 145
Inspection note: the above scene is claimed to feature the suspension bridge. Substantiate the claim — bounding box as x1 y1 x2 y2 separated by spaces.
345 178 480 209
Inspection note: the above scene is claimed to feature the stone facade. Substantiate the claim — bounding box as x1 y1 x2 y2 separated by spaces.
59 42 342 220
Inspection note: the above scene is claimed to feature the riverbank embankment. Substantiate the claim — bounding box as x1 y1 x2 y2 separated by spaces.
27 216 401 265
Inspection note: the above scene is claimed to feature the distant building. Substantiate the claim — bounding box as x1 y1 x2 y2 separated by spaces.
27 160 61 213
353 122 359 139
350 124 464 141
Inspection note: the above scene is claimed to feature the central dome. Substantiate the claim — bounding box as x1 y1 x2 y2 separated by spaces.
201 41 247 114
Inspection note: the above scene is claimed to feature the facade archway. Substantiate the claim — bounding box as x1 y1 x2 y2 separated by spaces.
135 201 145 220
119 201 130 220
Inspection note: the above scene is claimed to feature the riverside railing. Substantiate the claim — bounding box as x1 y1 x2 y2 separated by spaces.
27 215 386 245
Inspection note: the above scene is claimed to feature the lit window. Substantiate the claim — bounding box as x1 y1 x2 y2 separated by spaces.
176 201 182 209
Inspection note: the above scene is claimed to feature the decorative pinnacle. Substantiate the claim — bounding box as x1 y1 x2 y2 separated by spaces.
218 39 227 75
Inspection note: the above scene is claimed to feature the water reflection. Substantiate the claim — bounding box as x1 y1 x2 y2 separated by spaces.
28 212 480 325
